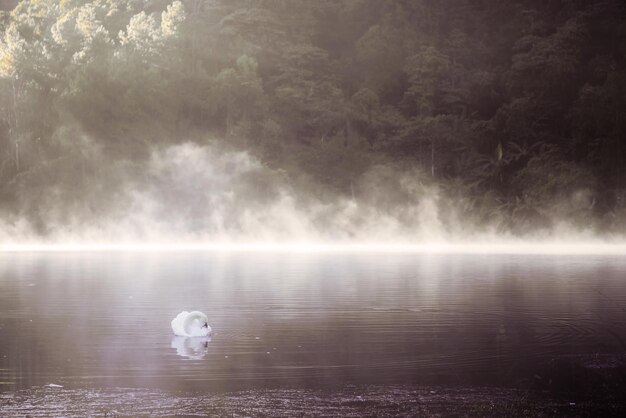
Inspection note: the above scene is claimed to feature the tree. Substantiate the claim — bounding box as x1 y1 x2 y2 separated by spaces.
214 54 265 137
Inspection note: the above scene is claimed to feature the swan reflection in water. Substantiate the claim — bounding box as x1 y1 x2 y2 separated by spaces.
170 336 212 359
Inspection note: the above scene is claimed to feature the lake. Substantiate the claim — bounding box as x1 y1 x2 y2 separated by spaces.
1 251 626 416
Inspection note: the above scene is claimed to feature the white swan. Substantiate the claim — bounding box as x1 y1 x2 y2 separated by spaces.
171 311 212 337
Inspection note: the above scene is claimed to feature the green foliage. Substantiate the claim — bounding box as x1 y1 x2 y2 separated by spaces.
403 46 449 116
509 151 599 231
0 0 625 234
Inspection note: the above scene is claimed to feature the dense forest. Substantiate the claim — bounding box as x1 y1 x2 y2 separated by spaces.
0 0 625 241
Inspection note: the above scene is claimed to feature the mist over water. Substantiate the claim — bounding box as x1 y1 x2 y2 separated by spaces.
1 141 622 246
0 140 443 243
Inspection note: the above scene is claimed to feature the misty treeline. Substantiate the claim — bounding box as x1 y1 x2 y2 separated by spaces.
0 0 625 240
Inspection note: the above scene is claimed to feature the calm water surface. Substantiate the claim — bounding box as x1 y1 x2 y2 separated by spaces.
1 252 625 395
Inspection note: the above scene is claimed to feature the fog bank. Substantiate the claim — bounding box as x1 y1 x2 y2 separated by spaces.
1 141 622 246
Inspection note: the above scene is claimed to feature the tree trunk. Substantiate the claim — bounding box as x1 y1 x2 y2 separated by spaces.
226 95 232 136
12 79 19 172
15 140 19 172
344 118 351 146
431 138 435 177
